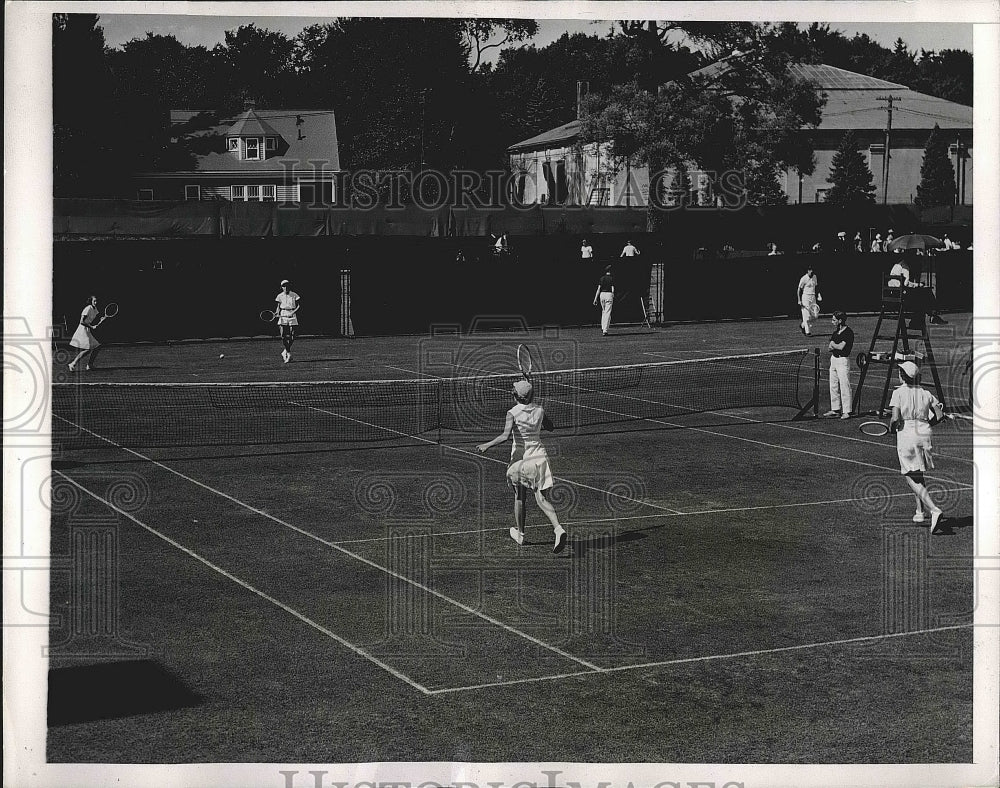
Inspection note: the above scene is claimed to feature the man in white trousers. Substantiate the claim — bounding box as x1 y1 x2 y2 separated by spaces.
593 265 615 336
824 310 855 419
796 264 821 335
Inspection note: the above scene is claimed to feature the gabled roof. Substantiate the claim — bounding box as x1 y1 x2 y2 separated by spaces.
508 120 582 154
157 108 340 173
227 108 281 138
507 62 971 152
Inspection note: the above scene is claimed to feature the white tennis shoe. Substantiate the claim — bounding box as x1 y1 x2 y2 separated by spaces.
509 527 524 545
912 511 926 523
553 526 567 553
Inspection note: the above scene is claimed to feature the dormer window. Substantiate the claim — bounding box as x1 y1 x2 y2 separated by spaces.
245 138 260 160
228 137 239 152
265 137 277 152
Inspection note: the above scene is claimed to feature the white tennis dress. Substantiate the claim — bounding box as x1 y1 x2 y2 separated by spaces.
889 384 940 474
275 291 300 326
70 305 100 350
505 402 555 492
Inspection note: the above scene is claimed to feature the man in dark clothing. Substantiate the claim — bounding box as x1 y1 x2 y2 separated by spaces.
824 310 855 419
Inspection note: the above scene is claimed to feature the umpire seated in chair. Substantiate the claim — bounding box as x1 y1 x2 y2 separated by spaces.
886 253 947 329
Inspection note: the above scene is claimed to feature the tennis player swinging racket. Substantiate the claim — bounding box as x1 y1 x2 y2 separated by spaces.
477 345 567 553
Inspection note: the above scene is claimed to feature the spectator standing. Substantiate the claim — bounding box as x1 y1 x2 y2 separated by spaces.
884 230 895 251
871 234 883 253
834 231 849 253
823 311 855 419
620 240 640 258
767 242 781 256
581 239 594 261
854 232 864 253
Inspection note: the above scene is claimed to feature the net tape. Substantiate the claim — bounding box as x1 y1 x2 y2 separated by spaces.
53 350 814 448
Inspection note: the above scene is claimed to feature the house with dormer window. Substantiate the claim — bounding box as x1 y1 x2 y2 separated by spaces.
133 103 341 203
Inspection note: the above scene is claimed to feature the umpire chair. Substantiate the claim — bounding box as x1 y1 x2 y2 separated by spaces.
853 261 946 416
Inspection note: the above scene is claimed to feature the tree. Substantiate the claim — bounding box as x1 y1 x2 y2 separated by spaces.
462 20 538 72
214 23 297 109
291 19 475 175
744 162 788 205
915 124 956 207
884 38 919 87
915 49 972 106
53 14 120 196
580 22 823 226
824 130 876 206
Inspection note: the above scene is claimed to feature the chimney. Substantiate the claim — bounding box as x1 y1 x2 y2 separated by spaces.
577 81 589 120
243 98 256 112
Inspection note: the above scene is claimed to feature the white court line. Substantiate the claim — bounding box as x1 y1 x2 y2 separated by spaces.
642 347 812 357
392 363 967 484
427 623 973 695
52 469 433 695
327 485 973 545
54 414 605 675
638 350 974 463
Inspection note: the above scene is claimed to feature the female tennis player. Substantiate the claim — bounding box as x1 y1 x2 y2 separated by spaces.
477 378 568 553
889 360 947 533
68 295 103 372
275 279 300 363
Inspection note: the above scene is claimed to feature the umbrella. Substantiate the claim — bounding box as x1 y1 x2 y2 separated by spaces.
888 233 944 251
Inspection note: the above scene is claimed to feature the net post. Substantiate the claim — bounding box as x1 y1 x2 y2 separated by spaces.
793 347 820 421
813 347 820 418
436 378 443 444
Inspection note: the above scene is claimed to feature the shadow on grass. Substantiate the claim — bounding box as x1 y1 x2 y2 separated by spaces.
572 530 648 554
48 660 204 726
933 514 973 536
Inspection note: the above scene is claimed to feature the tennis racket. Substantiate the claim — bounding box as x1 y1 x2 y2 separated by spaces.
808 302 821 320
516 344 533 379
859 421 891 437
93 302 119 327
259 309 278 322
640 297 653 330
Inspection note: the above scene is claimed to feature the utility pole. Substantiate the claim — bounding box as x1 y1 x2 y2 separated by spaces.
876 95 900 205
954 133 965 206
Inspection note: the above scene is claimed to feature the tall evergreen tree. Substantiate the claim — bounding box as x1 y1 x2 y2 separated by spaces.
745 162 788 205
824 130 876 206
915 124 956 207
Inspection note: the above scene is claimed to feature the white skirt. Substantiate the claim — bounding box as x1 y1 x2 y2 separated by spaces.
896 422 934 474
70 324 99 350
506 445 555 492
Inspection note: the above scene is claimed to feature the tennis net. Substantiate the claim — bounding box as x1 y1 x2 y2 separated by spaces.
52 349 818 448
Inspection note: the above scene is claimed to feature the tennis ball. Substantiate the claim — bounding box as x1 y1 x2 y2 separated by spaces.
219 353 225 359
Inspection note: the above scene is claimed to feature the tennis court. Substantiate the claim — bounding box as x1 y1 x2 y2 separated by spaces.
47 314 976 763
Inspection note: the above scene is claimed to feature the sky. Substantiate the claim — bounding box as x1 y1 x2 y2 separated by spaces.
95 14 975 59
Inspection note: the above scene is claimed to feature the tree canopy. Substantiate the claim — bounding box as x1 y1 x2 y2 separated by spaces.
52 15 973 199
